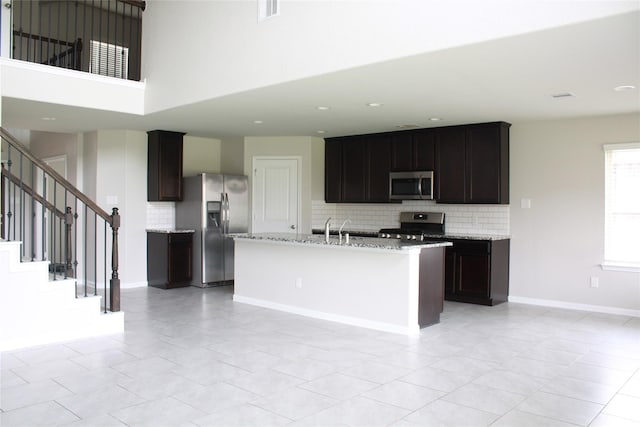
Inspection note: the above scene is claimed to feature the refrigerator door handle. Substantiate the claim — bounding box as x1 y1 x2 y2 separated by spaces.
224 192 230 234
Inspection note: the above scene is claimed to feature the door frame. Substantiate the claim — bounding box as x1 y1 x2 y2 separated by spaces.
251 156 301 233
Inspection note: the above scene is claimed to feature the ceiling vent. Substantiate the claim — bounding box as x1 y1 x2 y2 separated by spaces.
551 92 575 99
258 0 279 21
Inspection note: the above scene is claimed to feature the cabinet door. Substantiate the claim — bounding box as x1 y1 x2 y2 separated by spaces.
391 132 414 171
168 233 193 284
148 130 184 201
413 129 436 171
367 134 392 202
324 139 343 202
436 127 466 203
456 253 490 298
466 124 502 203
342 137 368 202
444 247 456 298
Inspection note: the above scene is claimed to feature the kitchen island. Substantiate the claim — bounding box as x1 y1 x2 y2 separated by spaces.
232 233 451 335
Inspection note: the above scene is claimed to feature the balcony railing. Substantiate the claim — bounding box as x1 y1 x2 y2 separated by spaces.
6 0 144 81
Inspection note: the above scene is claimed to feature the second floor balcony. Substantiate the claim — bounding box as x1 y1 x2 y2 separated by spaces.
4 0 144 81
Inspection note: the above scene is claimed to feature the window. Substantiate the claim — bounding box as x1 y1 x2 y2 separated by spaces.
89 40 129 79
258 0 279 21
603 142 640 270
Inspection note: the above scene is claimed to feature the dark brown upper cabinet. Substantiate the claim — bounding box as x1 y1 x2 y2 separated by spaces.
147 130 185 201
324 134 392 203
325 121 509 204
391 129 436 172
435 122 510 204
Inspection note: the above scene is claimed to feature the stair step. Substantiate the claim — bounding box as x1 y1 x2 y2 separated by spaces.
1 240 125 351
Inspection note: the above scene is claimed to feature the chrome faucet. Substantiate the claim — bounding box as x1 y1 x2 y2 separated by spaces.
324 217 332 242
339 219 351 243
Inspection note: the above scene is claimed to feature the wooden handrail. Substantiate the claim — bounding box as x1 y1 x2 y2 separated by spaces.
12 30 76 47
122 0 146 10
0 128 112 224
0 164 66 220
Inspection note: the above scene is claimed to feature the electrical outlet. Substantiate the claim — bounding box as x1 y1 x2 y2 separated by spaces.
590 276 599 288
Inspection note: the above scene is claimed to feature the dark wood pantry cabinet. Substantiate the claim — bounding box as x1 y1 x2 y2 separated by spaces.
147 130 185 201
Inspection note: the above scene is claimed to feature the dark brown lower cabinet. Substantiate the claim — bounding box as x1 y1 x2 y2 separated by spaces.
431 238 509 306
147 231 193 289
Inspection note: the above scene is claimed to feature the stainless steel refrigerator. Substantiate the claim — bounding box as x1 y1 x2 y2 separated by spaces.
176 173 249 287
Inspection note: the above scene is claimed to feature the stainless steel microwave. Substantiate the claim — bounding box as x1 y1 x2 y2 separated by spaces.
389 171 434 200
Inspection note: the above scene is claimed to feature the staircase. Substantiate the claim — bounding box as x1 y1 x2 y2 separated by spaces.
1 128 124 351
0 241 124 351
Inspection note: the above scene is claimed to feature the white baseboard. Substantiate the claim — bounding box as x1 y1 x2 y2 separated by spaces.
233 294 420 335
508 296 640 318
78 280 147 289
121 281 148 289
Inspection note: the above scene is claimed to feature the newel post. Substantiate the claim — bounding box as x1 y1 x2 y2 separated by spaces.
64 206 74 278
110 207 121 312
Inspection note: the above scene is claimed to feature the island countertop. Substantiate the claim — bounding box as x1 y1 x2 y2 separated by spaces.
231 232 452 252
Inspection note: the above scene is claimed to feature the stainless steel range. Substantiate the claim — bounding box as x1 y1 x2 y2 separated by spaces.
378 212 445 241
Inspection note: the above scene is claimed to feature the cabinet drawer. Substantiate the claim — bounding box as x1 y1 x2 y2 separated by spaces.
450 239 490 254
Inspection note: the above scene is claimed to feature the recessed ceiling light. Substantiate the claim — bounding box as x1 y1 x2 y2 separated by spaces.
614 85 636 92
551 92 575 98
253 120 263 124
316 106 330 111
316 130 326 134
366 102 383 107
41 117 56 121
428 117 442 121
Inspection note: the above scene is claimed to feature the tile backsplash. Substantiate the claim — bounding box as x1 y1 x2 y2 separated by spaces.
312 200 510 236
147 200 509 236
146 202 175 229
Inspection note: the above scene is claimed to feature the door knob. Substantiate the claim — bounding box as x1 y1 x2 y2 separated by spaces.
290 225 296 230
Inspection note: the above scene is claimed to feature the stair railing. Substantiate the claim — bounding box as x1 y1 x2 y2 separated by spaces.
0 128 120 312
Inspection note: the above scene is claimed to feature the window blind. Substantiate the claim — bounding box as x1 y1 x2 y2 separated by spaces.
89 40 128 79
603 142 640 268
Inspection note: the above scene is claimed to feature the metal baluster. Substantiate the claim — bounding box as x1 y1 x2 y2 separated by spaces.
27 0 32 63
19 152 25 258
31 162 36 260
6 148 13 241
129 2 133 80
41 171 46 261
74 197 79 297
98 0 103 75
94 211 97 296
84 204 88 297
104 221 107 313
53 179 58 279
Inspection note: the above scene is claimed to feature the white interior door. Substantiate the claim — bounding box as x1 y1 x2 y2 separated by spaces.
252 157 299 233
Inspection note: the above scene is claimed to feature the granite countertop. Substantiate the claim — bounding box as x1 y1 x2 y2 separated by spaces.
146 228 195 234
422 233 511 241
232 233 452 252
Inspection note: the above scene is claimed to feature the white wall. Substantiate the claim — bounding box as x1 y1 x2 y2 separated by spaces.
183 135 222 177
93 130 148 288
30 131 81 186
509 114 640 314
141 0 636 113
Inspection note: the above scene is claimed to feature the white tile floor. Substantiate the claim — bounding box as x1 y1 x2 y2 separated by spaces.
1 285 639 427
